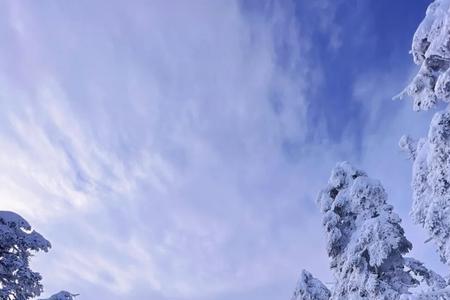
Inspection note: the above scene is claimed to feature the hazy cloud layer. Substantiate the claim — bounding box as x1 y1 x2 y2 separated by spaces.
0 0 439 299
0 1 336 299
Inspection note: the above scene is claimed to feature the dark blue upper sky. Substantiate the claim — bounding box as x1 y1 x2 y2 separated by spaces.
299 0 431 148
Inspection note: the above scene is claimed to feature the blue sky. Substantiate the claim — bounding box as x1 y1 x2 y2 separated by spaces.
0 0 443 299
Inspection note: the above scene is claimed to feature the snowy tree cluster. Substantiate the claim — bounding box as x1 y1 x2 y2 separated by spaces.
295 163 446 299
293 0 450 299
0 211 77 299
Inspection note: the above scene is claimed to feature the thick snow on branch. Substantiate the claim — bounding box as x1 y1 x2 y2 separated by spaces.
0 211 51 299
404 257 447 292
317 162 418 299
291 270 331 300
400 288 450 300
398 0 450 111
399 135 419 160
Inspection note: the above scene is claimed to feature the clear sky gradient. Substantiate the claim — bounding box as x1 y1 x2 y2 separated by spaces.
0 0 441 299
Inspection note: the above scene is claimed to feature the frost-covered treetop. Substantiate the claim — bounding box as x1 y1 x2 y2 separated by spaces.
317 162 417 299
0 211 51 299
41 291 80 300
399 0 450 111
291 270 330 300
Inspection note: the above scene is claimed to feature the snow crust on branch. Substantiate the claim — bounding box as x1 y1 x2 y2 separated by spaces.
397 0 450 111
404 258 447 292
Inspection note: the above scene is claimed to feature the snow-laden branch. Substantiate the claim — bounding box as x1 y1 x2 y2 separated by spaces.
398 0 450 111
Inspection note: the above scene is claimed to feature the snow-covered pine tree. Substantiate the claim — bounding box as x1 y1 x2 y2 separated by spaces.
0 210 76 299
401 112 450 265
294 162 448 299
0 211 51 299
291 270 330 300
400 0 450 265
317 162 417 299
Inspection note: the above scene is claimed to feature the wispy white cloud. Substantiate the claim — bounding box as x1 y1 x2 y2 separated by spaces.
0 1 341 299
4 0 432 299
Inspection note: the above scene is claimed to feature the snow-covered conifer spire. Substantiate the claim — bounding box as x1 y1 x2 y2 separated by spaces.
317 162 417 299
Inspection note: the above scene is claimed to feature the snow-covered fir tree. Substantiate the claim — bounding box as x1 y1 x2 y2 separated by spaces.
0 211 76 299
295 163 448 299
317 162 417 299
0 211 51 299
400 0 450 266
401 111 450 265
